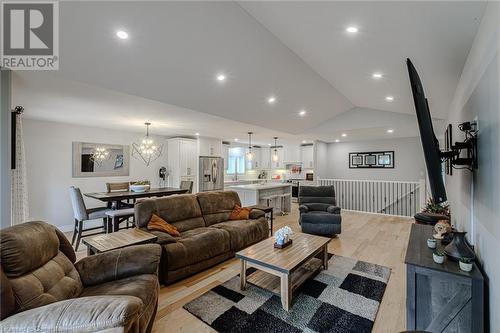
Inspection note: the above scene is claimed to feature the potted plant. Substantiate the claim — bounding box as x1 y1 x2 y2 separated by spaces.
423 198 450 217
459 257 473 272
427 238 437 249
433 249 445 264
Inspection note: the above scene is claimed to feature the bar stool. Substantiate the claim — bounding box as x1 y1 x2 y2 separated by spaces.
278 193 292 216
262 195 278 212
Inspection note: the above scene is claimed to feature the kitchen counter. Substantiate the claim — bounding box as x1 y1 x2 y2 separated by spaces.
228 183 292 212
228 183 291 190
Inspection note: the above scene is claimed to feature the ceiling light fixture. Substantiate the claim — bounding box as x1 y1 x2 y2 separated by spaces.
246 132 254 160
234 138 239 142
195 132 200 136
346 26 359 33
216 74 226 82
372 72 383 79
387 129 394 133
385 96 394 102
268 96 277 104
272 137 279 162
299 110 307 117
116 30 128 39
335 139 340 143
132 122 163 166
302 140 307 144
341 133 347 137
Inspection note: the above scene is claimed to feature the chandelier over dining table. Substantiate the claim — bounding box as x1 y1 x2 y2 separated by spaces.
132 122 163 166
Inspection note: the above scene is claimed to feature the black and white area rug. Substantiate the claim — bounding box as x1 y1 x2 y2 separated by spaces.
183 255 391 333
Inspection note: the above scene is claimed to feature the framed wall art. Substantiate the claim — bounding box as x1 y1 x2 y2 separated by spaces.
349 151 394 168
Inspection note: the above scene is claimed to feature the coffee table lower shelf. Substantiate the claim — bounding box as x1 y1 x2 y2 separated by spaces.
241 257 324 311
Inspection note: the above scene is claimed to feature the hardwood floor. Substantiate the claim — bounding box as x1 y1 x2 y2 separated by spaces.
72 204 413 332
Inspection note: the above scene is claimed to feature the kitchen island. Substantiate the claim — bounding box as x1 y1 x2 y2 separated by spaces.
228 183 292 213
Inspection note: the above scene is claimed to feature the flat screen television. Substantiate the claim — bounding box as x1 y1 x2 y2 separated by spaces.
407 58 447 203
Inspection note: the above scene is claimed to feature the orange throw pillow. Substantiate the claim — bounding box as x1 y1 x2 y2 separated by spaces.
229 205 251 220
147 214 180 237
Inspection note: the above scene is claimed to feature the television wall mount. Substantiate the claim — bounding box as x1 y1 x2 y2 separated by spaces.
440 121 477 171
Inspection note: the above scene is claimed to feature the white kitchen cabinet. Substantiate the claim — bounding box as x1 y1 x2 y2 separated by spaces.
284 144 301 162
301 145 314 169
167 138 197 189
197 137 222 157
260 147 271 169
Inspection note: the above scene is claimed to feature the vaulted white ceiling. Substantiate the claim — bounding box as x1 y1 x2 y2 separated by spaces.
14 1 486 143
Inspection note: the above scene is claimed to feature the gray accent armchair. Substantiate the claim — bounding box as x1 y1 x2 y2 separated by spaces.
298 185 342 236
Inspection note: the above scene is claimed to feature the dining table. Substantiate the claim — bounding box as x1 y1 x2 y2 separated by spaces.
84 187 189 209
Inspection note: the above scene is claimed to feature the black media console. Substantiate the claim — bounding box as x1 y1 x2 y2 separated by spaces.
405 224 485 332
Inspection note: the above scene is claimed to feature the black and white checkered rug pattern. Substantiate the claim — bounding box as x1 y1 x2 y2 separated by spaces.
183 255 391 333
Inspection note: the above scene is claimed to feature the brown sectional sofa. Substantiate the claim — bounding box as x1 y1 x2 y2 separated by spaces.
135 191 269 285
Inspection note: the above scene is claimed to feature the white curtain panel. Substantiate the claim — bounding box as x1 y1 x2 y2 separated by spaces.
11 113 29 225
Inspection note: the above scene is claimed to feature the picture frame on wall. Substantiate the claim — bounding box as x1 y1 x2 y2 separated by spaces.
349 151 394 168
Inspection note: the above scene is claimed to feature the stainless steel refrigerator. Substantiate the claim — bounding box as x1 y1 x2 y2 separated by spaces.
199 156 224 192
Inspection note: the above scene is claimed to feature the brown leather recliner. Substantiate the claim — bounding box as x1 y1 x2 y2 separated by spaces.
0 221 161 333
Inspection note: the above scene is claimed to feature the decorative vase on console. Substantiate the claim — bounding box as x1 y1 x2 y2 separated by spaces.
444 231 475 261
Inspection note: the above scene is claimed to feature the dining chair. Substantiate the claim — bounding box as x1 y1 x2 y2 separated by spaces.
106 182 133 208
180 180 193 194
69 186 111 251
105 182 130 192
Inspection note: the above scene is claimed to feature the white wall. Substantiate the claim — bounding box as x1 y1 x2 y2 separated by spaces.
445 3 499 330
314 140 329 179
323 137 426 181
0 70 12 229
23 119 168 231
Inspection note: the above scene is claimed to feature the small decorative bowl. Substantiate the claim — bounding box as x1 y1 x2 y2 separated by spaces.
427 238 437 249
130 184 149 193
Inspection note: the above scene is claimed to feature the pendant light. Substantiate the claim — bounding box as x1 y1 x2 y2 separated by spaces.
246 132 254 160
132 122 163 166
272 137 279 162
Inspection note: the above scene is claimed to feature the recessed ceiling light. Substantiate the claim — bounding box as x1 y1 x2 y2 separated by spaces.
268 143 272 146
341 133 347 137
299 110 307 117
372 72 383 79
216 74 226 82
195 132 200 136
267 96 276 104
385 96 394 102
302 140 307 144
116 30 128 39
346 26 359 33
335 139 340 143
387 129 394 133
234 138 239 142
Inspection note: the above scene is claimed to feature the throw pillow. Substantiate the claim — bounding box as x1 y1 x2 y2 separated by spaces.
229 205 251 220
147 214 180 237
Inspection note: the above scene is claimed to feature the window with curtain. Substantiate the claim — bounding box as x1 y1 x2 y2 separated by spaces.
227 147 245 175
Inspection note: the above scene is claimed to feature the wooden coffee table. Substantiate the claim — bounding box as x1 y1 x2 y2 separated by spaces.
236 233 330 311
82 228 157 256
